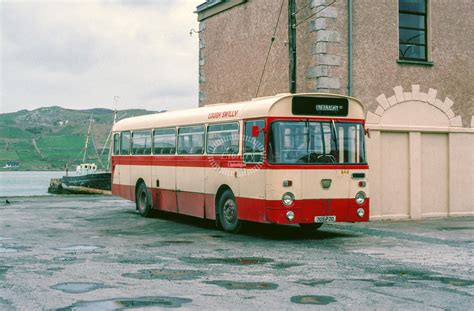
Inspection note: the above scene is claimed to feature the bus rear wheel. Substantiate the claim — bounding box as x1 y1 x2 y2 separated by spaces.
299 223 323 232
136 182 153 217
218 190 242 233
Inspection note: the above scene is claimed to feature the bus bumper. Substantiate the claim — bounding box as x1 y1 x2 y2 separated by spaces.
265 198 370 224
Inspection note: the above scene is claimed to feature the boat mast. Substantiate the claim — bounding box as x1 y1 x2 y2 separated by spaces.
82 113 93 163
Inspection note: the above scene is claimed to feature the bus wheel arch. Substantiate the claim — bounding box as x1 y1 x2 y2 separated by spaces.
215 185 231 218
216 186 242 233
135 179 153 217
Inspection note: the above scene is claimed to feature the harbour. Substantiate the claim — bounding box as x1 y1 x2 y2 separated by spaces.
0 171 64 197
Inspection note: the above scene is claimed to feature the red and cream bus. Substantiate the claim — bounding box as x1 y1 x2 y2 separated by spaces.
111 93 369 233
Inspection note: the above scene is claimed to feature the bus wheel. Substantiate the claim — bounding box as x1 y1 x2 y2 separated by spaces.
136 182 153 217
218 190 242 233
299 223 323 232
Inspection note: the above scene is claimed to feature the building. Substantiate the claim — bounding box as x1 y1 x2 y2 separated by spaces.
195 0 474 220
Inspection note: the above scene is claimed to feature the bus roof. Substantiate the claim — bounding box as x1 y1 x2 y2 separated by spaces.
113 93 366 132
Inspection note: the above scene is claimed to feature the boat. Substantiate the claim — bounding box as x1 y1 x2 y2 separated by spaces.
61 164 111 191
49 100 118 194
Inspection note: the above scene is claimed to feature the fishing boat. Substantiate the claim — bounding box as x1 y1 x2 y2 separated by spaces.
61 163 111 192
49 99 118 194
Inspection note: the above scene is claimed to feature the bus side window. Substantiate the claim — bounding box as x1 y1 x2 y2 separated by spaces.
132 130 152 155
153 128 176 155
244 119 265 163
178 126 205 155
207 122 239 154
120 131 131 155
113 133 120 155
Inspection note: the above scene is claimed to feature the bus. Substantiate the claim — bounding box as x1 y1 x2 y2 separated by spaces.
111 93 369 233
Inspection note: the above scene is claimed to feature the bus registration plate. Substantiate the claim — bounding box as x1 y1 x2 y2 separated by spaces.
314 216 336 223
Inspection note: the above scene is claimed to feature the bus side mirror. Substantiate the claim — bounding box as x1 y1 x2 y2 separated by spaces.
251 125 260 137
364 127 370 138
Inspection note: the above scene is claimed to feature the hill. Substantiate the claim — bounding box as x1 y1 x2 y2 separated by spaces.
0 106 158 171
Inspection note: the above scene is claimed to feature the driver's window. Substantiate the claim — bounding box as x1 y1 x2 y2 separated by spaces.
244 119 265 163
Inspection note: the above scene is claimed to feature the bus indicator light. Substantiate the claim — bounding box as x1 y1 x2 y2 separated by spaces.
358 181 366 188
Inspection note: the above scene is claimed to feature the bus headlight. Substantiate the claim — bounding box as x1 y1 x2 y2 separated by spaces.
355 191 366 205
357 208 365 218
282 192 295 206
286 211 295 221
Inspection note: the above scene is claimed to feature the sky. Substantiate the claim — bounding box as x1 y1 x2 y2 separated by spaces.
0 0 203 113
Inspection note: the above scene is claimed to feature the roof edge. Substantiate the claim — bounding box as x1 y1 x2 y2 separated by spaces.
195 0 248 21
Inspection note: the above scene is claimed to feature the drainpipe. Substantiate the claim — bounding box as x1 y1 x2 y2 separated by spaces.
288 0 297 94
347 0 353 96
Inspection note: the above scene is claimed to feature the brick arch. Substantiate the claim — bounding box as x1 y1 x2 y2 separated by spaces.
366 85 463 128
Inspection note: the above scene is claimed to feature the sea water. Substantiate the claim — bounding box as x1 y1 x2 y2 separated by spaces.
0 171 65 197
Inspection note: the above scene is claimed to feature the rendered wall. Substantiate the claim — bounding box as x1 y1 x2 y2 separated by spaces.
198 0 289 106
366 85 474 219
352 0 474 127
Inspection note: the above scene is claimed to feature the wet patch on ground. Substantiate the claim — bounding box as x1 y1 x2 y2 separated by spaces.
294 278 334 287
143 240 194 248
272 262 303 269
204 280 278 290
437 226 473 231
161 240 194 244
51 282 108 293
180 256 274 266
53 256 84 264
123 269 204 281
56 296 192 310
46 267 64 272
39 266 65 276
0 245 30 253
201 293 221 297
0 297 12 308
93 254 161 265
117 257 160 265
290 295 336 305
0 266 10 279
56 245 103 252
383 269 474 287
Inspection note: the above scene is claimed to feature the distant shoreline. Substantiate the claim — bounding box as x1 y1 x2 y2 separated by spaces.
0 169 64 172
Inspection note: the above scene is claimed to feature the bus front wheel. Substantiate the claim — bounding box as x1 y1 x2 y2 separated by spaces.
217 190 242 233
299 223 323 232
136 182 153 217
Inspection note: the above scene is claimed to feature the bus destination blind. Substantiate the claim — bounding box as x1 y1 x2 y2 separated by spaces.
292 97 349 117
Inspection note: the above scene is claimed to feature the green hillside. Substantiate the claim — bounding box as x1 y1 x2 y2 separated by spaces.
0 106 158 171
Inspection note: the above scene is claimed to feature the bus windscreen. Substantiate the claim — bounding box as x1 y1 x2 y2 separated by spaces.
268 121 366 164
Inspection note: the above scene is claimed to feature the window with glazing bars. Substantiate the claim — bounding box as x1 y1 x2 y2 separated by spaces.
399 0 427 61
